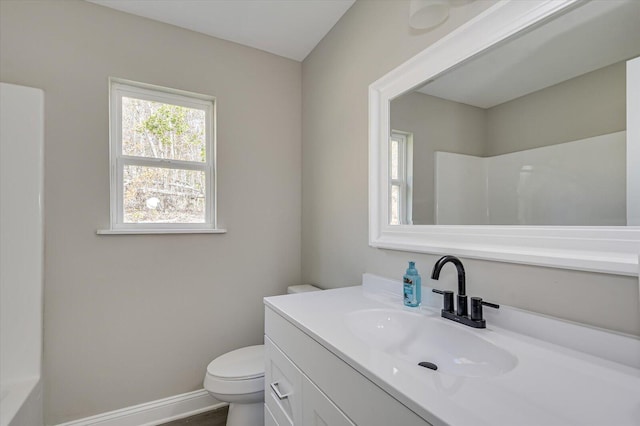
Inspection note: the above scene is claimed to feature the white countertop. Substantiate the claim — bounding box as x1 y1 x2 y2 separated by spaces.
264 274 640 426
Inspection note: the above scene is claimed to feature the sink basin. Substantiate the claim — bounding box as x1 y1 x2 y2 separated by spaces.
345 308 517 377
344 308 425 351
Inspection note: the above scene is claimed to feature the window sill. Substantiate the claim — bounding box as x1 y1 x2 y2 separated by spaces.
97 228 227 235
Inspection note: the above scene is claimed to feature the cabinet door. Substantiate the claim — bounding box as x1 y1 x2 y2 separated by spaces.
265 404 280 426
302 376 355 426
265 337 302 426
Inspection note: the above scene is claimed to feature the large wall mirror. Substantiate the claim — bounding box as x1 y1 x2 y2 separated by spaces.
369 0 640 275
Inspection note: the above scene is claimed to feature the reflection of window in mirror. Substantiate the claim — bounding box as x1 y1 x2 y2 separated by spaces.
389 131 413 225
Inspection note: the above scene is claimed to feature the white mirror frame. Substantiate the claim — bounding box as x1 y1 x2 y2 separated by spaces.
369 0 640 276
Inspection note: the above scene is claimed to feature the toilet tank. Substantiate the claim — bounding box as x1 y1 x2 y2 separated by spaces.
287 285 321 294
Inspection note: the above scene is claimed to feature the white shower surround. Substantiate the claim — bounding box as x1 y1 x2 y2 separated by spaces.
0 82 44 426
434 131 627 226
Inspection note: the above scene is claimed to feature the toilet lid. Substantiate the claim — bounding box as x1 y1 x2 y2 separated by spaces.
206 344 265 381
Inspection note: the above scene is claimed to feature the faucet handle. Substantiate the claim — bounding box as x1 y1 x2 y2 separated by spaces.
482 300 500 309
432 289 454 313
470 297 499 322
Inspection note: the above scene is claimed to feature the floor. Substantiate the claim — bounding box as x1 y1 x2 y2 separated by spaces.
159 406 228 426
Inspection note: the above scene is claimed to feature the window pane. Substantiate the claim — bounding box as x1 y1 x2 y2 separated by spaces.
390 139 399 180
123 165 206 223
390 184 400 225
122 97 206 162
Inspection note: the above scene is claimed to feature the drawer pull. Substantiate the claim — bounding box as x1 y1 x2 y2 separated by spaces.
270 381 290 400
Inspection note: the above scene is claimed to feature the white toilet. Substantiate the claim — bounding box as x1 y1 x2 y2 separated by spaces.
204 285 321 426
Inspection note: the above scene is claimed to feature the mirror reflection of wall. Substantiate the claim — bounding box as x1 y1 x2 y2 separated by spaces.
390 60 628 226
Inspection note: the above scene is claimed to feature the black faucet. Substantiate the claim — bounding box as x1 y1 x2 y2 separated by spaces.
431 255 467 316
431 255 499 328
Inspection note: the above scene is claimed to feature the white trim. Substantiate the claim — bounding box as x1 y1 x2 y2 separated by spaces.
112 84 214 111
628 57 640 226
110 78 215 104
54 389 225 426
368 0 640 276
97 228 227 235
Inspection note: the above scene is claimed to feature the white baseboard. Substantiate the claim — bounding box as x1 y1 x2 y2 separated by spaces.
54 389 226 426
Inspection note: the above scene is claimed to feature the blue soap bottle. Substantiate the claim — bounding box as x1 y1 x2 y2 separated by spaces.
403 261 422 307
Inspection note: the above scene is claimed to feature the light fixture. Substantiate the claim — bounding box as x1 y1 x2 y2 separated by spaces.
409 0 451 30
408 0 475 30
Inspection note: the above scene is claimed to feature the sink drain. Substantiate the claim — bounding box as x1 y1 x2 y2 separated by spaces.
418 361 438 371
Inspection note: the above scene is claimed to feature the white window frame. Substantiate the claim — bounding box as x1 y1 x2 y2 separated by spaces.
389 131 413 225
100 78 224 234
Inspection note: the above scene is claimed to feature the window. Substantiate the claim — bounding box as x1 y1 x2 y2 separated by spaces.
105 79 220 233
389 131 413 225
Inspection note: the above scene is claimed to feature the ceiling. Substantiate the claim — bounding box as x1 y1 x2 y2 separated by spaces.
86 0 355 61
417 0 640 108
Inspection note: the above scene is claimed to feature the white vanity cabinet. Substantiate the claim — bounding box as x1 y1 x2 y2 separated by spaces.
265 279 640 426
265 336 354 426
301 375 354 426
264 306 431 426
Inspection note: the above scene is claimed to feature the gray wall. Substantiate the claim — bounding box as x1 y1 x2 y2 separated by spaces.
0 1 301 424
301 0 639 337
486 60 626 156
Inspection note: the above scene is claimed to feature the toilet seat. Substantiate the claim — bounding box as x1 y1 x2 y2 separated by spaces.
207 345 264 380
204 344 265 396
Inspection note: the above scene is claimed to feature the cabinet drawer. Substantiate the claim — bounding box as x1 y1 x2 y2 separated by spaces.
265 336 302 426
302 375 355 426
